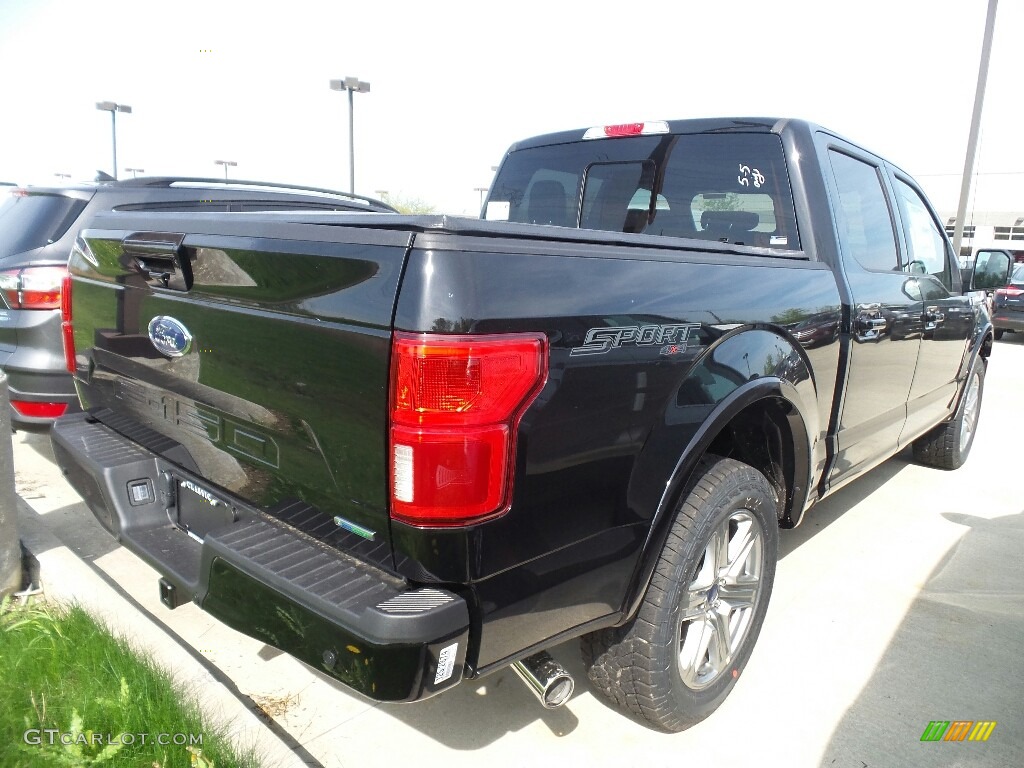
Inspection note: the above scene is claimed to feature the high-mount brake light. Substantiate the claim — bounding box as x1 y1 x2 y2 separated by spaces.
61 273 76 373
582 121 670 140
389 332 548 526
0 266 67 310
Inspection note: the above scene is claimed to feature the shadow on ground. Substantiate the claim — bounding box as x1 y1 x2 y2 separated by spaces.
820 510 1024 767
352 454 920 749
14 430 56 464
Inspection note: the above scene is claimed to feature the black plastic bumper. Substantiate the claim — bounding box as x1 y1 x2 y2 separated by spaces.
50 412 470 702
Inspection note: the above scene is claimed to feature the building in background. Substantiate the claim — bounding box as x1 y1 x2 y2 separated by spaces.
941 210 1024 267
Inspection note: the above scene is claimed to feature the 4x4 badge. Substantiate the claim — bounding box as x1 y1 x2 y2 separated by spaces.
148 316 192 357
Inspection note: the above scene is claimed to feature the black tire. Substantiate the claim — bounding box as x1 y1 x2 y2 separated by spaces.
912 357 986 470
994 329 1004 340
581 455 778 732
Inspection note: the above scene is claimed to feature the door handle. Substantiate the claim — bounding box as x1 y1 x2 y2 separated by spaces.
121 232 191 291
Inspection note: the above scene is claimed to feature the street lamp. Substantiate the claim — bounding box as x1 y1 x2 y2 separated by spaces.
474 186 489 208
952 0 999 258
95 101 132 180
54 173 71 182
329 76 371 194
214 160 237 180
125 167 144 179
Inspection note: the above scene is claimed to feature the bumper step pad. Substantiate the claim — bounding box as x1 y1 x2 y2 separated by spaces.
51 412 469 701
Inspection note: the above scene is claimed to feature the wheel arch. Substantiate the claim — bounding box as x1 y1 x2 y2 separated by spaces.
950 314 992 419
620 330 817 623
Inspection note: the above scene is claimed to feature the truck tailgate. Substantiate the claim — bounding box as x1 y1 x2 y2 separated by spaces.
65 213 412 566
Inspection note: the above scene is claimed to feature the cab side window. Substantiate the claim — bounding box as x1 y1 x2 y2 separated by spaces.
893 178 953 292
828 150 900 272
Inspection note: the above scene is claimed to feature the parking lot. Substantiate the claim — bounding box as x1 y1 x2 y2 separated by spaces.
13 336 1024 768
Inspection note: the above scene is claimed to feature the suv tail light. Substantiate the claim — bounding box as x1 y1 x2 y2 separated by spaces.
0 266 67 310
995 285 1024 298
61 273 76 373
389 332 548 526
10 400 68 419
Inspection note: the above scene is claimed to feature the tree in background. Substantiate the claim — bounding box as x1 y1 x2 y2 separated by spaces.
379 192 437 214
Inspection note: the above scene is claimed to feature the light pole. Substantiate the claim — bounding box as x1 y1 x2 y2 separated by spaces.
95 101 132 180
54 173 71 182
952 0 999 258
474 186 489 209
329 77 370 194
125 167 144 179
214 160 237 180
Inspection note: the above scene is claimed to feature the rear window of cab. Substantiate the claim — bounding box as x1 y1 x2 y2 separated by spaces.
488 132 800 250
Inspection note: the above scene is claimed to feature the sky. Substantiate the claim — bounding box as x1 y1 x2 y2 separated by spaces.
1 0 1021 217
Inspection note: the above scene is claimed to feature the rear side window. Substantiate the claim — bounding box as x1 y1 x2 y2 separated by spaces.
0 192 88 258
828 151 900 272
488 132 800 249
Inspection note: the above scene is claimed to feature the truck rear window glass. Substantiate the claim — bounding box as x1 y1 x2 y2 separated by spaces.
0 192 88 259
488 132 800 249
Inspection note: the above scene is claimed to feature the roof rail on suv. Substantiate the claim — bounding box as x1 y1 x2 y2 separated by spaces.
110 177 393 209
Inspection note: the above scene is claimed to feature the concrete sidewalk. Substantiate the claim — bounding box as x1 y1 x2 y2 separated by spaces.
13 337 1024 768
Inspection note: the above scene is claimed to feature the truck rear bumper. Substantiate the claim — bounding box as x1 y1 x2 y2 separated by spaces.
50 412 469 702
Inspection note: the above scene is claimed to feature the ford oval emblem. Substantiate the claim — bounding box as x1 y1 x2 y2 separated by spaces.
148 316 193 358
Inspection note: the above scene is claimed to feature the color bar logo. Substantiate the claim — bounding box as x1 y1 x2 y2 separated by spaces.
921 721 996 742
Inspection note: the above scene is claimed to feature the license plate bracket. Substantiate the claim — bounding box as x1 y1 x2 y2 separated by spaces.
174 476 235 539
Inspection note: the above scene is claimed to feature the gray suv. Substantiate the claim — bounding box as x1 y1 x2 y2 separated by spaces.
0 177 395 429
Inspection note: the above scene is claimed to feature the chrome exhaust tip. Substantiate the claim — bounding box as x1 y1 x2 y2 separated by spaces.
511 650 575 709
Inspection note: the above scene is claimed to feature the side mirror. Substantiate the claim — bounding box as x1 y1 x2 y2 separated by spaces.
970 249 1012 292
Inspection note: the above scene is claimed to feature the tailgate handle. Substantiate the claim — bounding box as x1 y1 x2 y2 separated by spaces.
122 232 192 291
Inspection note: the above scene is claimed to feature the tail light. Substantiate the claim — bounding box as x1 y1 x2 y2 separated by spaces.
389 332 548 526
0 266 67 309
61 273 76 373
995 285 1024 298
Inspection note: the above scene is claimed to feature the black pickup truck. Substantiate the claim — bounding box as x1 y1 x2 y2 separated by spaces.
51 118 1004 732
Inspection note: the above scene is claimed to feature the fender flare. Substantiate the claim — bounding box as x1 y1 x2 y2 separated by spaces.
619 373 814 623
947 311 992 421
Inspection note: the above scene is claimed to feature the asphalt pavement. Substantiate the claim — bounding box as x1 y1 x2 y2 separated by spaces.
12 336 1024 768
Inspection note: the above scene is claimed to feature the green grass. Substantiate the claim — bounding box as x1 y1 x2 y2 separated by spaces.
0 598 263 768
